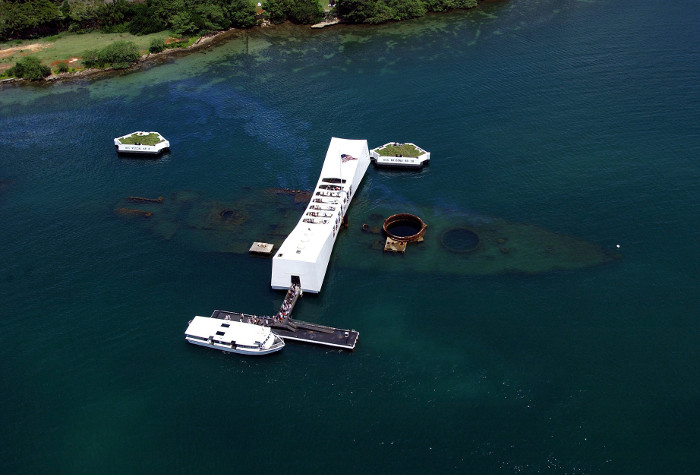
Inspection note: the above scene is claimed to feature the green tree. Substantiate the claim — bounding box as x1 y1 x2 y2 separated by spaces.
0 0 63 40
262 0 323 24
100 39 140 67
60 0 70 22
97 0 136 33
149 37 166 53
128 0 168 35
336 0 476 23
7 55 52 80
195 3 228 31
67 0 100 32
82 40 141 69
170 11 201 36
287 0 323 24
335 0 382 24
262 0 287 24
423 0 477 12
227 0 256 28
388 0 425 20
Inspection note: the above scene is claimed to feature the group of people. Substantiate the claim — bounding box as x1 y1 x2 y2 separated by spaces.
276 284 301 320
277 295 294 319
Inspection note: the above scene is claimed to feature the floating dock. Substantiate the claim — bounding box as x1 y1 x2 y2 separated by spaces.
211 307 359 350
271 322 359 350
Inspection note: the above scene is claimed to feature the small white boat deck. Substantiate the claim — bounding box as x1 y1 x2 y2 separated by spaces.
185 315 284 355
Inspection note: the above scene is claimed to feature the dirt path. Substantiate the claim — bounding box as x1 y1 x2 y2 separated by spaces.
0 43 49 72
0 43 47 59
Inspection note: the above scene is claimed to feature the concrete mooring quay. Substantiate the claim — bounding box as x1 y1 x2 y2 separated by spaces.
210 285 359 350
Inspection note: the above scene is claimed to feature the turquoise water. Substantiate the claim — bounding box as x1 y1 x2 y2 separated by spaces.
1 0 699 472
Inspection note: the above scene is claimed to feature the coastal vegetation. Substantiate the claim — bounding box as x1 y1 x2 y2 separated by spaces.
5 55 51 80
81 40 140 69
1 0 481 41
334 0 477 24
0 0 257 41
0 0 481 80
118 132 164 145
375 143 423 157
262 0 324 24
149 37 166 54
0 31 178 79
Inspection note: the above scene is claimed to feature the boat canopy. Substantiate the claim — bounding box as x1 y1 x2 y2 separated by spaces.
185 317 272 347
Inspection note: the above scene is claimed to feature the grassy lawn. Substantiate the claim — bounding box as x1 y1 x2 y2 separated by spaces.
117 132 165 146
0 1 335 76
375 143 423 157
0 31 182 73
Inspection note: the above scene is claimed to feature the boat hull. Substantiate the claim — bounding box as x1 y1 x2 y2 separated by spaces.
185 335 284 355
184 315 285 356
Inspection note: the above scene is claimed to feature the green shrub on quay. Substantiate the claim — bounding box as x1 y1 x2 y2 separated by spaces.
149 38 166 54
7 56 51 80
82 40 140 69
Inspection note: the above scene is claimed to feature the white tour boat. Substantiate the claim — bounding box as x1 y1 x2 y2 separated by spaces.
271 137 371 293
185 315 285 355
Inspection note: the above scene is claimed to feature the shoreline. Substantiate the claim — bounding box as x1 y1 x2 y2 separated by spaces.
1 27 249 87
0 2 493 88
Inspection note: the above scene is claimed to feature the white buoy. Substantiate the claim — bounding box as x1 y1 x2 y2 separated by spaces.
616 244 621 248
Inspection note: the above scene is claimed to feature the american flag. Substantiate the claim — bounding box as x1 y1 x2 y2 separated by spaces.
341 153 357 163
